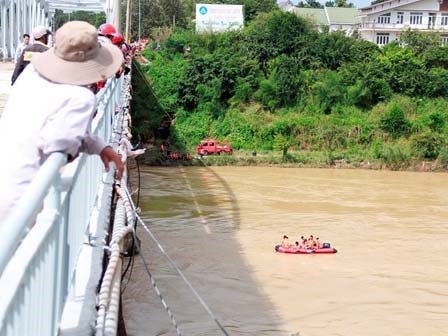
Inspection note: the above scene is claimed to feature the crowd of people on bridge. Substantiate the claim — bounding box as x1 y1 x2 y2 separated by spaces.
0 20 130 220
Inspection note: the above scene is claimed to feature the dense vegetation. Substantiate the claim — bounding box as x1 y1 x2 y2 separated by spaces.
53 10 106 30
138 10 448 169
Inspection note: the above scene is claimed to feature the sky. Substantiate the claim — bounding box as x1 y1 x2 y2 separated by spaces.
287 0 372 8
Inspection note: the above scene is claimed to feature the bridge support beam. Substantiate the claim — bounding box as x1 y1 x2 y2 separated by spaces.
0 0 120 62
0 0 49 60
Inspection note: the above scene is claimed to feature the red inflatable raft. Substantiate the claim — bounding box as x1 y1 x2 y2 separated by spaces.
275 244 337 254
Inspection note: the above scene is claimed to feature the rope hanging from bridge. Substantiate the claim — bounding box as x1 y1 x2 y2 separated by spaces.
120 184 230 336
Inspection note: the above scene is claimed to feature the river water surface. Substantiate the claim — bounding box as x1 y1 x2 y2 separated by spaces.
122 166 448 336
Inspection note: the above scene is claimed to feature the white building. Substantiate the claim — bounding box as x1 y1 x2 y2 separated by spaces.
358 0 448 45
288 7 360 35
287 0 448 46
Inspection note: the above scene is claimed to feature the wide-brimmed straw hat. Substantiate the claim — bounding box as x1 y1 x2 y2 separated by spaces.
32 21 123 85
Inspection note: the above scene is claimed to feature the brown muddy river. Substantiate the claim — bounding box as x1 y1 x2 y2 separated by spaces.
122 166 448 336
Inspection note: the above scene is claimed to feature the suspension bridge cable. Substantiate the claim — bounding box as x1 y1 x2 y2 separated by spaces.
115 184 181 334
122 188 230 336
132 60 173 121
136 235 182 336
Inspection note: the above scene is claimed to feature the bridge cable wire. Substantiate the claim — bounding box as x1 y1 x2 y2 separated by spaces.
116 184 181 335
122 187 230 336
132 60 173 121
136 237 182 336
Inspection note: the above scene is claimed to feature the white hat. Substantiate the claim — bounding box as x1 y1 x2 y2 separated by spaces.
32 26 51 39
32 21 123 86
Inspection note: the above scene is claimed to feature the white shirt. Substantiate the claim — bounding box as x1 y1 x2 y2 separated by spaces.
0 65 107 219
14 42 28 63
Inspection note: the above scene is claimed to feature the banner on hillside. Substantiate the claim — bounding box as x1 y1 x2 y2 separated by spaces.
195 4 244 33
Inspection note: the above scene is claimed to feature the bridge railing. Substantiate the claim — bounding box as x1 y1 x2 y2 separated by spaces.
0 75 123 336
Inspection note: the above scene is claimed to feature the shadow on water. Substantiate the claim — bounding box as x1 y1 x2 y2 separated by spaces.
122 165 291 336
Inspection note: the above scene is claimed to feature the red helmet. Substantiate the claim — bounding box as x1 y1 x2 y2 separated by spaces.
98 23 117 36
111 33 124 46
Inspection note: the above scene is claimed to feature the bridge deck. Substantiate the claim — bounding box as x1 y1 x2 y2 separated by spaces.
0 62 14 117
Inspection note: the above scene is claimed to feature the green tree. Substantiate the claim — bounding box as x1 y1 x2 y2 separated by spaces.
350 39 380 63
53 10 106 30
297 0 323 8
244 11 313 74
273 134 291 158
313 71 345 114
313 31 356 70
376 47 426 96
158 0 189 27
335 0 354 7
131 62 167 142
346 80 371 109
124 0 194 40
144 49 188 113
424 68 448 98
177 32 245 110
399 29 440 55
380 104 410 139
124 0 164 40
352 61 393 106
254 78 279 111
425 111 447 132
318 123 346 164
265 55 304 107
422 45 448 69
241 0 277 22
411 133 444 159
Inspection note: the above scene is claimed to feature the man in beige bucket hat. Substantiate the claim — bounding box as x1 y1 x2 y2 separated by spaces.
33 21 123 85
0 21 124 219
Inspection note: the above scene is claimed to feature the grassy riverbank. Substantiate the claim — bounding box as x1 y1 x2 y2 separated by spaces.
137 145 448 172
132 11 448 171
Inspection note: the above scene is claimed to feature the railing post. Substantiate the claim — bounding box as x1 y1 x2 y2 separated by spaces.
46 175 65 336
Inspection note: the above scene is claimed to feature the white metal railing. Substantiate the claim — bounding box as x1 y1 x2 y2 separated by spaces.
0 75 124 336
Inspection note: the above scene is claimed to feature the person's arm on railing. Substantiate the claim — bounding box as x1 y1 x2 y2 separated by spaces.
99 146 123 180
37 89 123 179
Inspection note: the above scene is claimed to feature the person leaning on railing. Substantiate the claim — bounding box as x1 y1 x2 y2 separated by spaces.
0 21 124 220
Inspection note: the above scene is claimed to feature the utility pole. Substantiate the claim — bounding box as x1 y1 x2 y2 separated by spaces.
138 0 141 41
125 0 131 41
113 0 121 32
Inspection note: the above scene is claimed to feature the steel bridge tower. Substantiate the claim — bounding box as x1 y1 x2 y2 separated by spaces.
0 0 120 60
